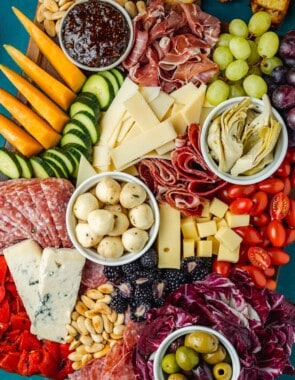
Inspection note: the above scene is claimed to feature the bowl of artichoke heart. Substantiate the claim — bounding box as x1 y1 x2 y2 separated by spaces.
153 325 240 380
200 95 288 185
66 172 160 266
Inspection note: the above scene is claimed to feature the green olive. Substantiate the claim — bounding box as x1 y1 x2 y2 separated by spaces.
167 374 188 380
202 344 227 365
161 353 181 374
175 345 200 371
213 362 233 380
184 331 219 354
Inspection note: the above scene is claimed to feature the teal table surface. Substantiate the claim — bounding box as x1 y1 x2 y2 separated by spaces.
0 0 294 379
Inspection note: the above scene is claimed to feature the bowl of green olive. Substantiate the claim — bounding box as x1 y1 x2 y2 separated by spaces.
153 325 240 380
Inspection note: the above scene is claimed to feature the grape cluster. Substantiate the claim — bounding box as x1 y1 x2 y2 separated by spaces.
206 11 282 105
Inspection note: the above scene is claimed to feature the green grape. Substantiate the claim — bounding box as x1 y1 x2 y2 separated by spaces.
247 66 262 76
257 31 279 58
225 60 249 81
229 19 249 38
229 84 246 98
205 80 230 106
243 74 267 98
247 40 260 65
229 36 251 60
248 11 272 36
216 33 233 47
213 46 234 70
260 56 283 75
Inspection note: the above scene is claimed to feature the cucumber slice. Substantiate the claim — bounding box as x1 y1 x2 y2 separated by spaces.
69 92 101 120
42 147 75 176
14 152 33 179
63 143 92 161
72 111 99 144
63 149 79 178
30 157 55 179
60 129 92 151
98 70 120 95
110 68 125 86
82 74 114 111
43 158 64 178
0 147 21 179
62 120 92 143
43 154 70 178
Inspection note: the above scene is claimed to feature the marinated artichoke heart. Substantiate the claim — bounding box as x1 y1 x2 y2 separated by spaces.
207 95 282 176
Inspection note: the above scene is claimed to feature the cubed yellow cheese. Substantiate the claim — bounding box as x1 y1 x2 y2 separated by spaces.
225 211 250 228
209 198 228 218
182 238 195 258
157 204 181 269
216 218 228 229
195 216 211 223
168 111 187 136
197 240 212 257
181 84 206 125
201 200 211 218
215 226 242 251
196 220 217 238
207 236 220 255
181 217 199 241
217 244 240 263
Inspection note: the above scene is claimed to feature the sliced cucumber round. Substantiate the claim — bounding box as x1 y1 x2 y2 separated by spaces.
98 70 120 95
42 147 75 177
0 147 21 179
43 158 64 178
82 74 114 111
43 154 70 178
110 68 125 86
63 143 92 161
60 129 92 151
62 120 93 143
30 157 55 179
14 152 33 179
69 92 101 120
71 111 99 144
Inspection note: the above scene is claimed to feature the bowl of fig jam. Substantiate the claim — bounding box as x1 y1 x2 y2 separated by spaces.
59 0 134 71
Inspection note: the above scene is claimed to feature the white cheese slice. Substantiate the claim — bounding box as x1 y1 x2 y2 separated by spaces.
181 84 206 125
139 86 161 102
149 91 174 121
170 82 200 104
76 155 97 187
92 144 111 171
33 248 85 343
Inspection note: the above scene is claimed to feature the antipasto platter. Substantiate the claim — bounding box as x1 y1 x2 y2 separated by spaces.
0 0 295 379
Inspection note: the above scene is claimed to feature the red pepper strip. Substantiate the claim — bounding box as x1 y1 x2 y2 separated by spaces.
28 350 43 375
0 343 15 353
56 359 74 380
0 256 8 303
43 340 61 363
0 352 21 372
39 348 59 379
0 323 9 339
17 351 30 376
10 314 31 331
19 330 42 351
0 298 10 323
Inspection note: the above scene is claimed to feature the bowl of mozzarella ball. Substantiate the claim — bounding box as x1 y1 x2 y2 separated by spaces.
66 172 160 266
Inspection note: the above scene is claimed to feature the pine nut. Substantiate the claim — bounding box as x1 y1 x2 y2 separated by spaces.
91 333 104 343
66 324 77 336
81 295 97 310
92 315 104 334
76 301 88 316
72 361 83 370
80 335 93 346
114 313 125 326
85 318 96 335
86 289 104 300
82 353 92 366
77 316 89 335
76 344 88 355
97 283 114 294
107 310 118 323
85 342 104 353
113 324 125 336
69 339 80 350
93 344 111 359
68 351 83 361
102 314 113 334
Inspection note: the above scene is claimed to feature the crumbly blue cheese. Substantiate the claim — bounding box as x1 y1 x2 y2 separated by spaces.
3 239 42 334
33 248 85 343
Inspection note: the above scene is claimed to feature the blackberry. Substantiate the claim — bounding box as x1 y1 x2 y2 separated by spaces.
181 257 213 282
133 285 153 304
103 266 123 283
121 261 142 279
162 269 186 292
134 269 157 287
110 293 128 313
116 282 134 299
140 248 158 269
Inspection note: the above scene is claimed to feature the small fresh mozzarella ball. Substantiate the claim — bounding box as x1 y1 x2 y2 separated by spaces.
95 177 121 204
119 182 147 208
108 211 130 236
122 228 149 252
129 203 154 230
104 203 127 214
87 209 115 236
97 236 124 258
73 192 99 221
75 222 102 248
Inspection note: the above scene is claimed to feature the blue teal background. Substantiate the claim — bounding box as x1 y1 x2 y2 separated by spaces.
0 0 294 378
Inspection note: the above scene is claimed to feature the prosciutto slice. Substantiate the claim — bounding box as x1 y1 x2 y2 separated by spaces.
137 124 226 216
123 0 220 91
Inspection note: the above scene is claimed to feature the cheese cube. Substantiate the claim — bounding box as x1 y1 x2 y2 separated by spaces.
225 211 250 228
209 198 228 218
215 218 228 229
201 200 211 218
181 216 200 241
215 226 242 251
196 220 217 238
195 216 211 223
197 240 213 257
207 235 220 255
217 244 240 263
183 238 195 258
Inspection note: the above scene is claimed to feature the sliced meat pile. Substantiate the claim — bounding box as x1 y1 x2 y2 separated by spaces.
123 0 220 92
137 123 226 216
0 178 74 251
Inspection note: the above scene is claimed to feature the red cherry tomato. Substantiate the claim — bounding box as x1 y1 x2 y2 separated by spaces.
275 158 291 177
269 192 290 220
249 191 268 216
212 260 231 277
264 265 276 278
257 178 285 194
236 264 267 288
265 279 277 291
227 184 256 199
218 186 232 204
267 247 290 265
266 220 286 247
284 228 295 246
233 226 264 246
247 246 271 270
285 198 295 228
250 212 270 227
259 226 271 248
286 147 295 163
238 245 250 264
282 177 291 196
229 198 253 215
291 167 295 188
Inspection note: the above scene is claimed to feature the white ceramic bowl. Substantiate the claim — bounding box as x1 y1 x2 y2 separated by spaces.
59 0 134 72
66 172 160 266
153 325 241 380
200 96 288 185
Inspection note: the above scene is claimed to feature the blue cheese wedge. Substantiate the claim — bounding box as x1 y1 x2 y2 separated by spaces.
33 248 85 343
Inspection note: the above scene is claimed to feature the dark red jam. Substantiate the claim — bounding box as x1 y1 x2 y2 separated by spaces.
61 0 131 68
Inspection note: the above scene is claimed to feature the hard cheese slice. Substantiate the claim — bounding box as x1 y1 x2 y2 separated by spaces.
33 247 85 343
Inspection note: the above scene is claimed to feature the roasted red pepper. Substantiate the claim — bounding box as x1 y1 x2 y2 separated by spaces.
0 256 8 303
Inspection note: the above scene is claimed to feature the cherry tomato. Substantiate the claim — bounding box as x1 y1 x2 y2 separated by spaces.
265 279 277 291
236 264 267 288
250 212 270 227
264 265 275 278
286 147 295 163
266 220 286 247
282 176 291 196
212 260 231 277
284 228 295 246
285 198 295 228
238 245 250 264
249 191 268 216
291 167 295 188
257 178 285 195
267 247 290 265
218 186 232 204
227 184 256 199
233 226 264 246
247 246 271 270
269 192 290 220
275 158 291 177
229 198 253 215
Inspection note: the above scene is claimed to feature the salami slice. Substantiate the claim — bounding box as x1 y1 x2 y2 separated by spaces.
81 260 107 289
